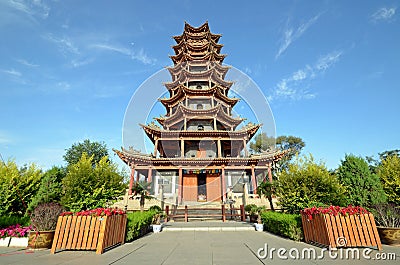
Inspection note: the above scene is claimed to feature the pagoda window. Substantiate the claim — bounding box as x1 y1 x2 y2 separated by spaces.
188 81 208 90
197 125 204 131
190 65 207 72
196 104 203 110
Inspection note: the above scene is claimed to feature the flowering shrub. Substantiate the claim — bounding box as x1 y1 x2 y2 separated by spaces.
301 205 370 221
60 208 125 217
0 224 32 239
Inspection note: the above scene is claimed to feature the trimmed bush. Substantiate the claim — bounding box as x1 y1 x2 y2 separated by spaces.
261 211 303 241
125 211 156 242
0 216 30 228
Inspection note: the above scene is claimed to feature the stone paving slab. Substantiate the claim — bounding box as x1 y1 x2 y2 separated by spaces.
0 229 399 264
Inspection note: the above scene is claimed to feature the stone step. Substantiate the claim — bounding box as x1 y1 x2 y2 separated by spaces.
161 221 256 232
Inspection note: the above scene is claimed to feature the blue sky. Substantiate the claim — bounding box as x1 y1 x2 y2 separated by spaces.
0 0 399 171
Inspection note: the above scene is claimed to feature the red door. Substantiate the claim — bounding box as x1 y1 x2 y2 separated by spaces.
206 174 221 202
183 174 197 201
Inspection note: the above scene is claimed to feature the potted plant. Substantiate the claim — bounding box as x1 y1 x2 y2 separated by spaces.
244 204 258 223
29 202 65 249
254 206 266 232
372 203 400 246
149 205 165 233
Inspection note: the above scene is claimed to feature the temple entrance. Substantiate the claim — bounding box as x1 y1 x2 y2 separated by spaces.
197 173 207 201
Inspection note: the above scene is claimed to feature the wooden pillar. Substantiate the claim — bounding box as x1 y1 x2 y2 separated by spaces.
154 139 159 157
178 167 183 204
128 166 135 195
184 117 187 130
136 171 140 183
180 139 185 158
268 162 273 183
213 117 217 130
251 165 257 195
217 139 222 158
243 139 249 157
221 166 226 202
147 167 152 183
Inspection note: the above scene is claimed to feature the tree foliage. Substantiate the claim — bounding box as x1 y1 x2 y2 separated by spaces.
61 153 125 211
377 155 400 205
249 133 276 154
0 160 43 216
336 154 386 207
63 139 108 166
27 166 66 212
275 154 345 214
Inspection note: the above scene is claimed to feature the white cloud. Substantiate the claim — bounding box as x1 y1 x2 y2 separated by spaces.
0 131 12 144
44 34 80 55
71 58 94 68
57 82 70 91
90 43 156 65
5 0 50 19
371 7 396 22
276 13 321 59
1 68 22 76
269 50 342 101
315 51 342 71
16 58 39 67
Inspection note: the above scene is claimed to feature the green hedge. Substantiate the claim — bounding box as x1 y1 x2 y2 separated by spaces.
125 211 156 242
261 211 303 241
0 216 30 228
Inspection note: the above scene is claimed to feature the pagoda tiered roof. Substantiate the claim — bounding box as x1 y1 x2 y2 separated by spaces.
159 84 239 108
173 22 221 43
164 68 233 90
114 146 287 167
141 122 261 143
172 38 223 55
167 61 229 79
170 51 226 64
155 103 244 129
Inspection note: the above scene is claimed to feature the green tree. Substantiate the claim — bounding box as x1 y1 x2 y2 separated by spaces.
63 139 108 166
275 154 345 214
27 166 66 212
257 181 275 211
336 154 386 207
249 133 275 153
131 181 152 212
249 133 305 160
61 153 125 211
0 160 43 216
377 155 400 205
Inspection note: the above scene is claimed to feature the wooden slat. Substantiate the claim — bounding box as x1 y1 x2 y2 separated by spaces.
344 215 356 247
96 216 108 254
86 217 96 249
367 214 382 250
50 216 64 254
56 217 68 249
60 216 72 249
349 215 361 246
71 216 82 249
76 216 87 249
353 215 366 246
359 214 372 247
338 215 350 247
81 216 92 249
66 216 77 249
91 218 101 250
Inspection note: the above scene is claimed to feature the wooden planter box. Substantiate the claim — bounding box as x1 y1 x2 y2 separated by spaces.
301 213 382 250
50 214 127 254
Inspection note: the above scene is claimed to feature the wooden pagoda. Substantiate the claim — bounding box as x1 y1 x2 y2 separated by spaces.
114 22 286 204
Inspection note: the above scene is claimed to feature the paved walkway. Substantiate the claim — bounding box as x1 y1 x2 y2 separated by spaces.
0 222 399 265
